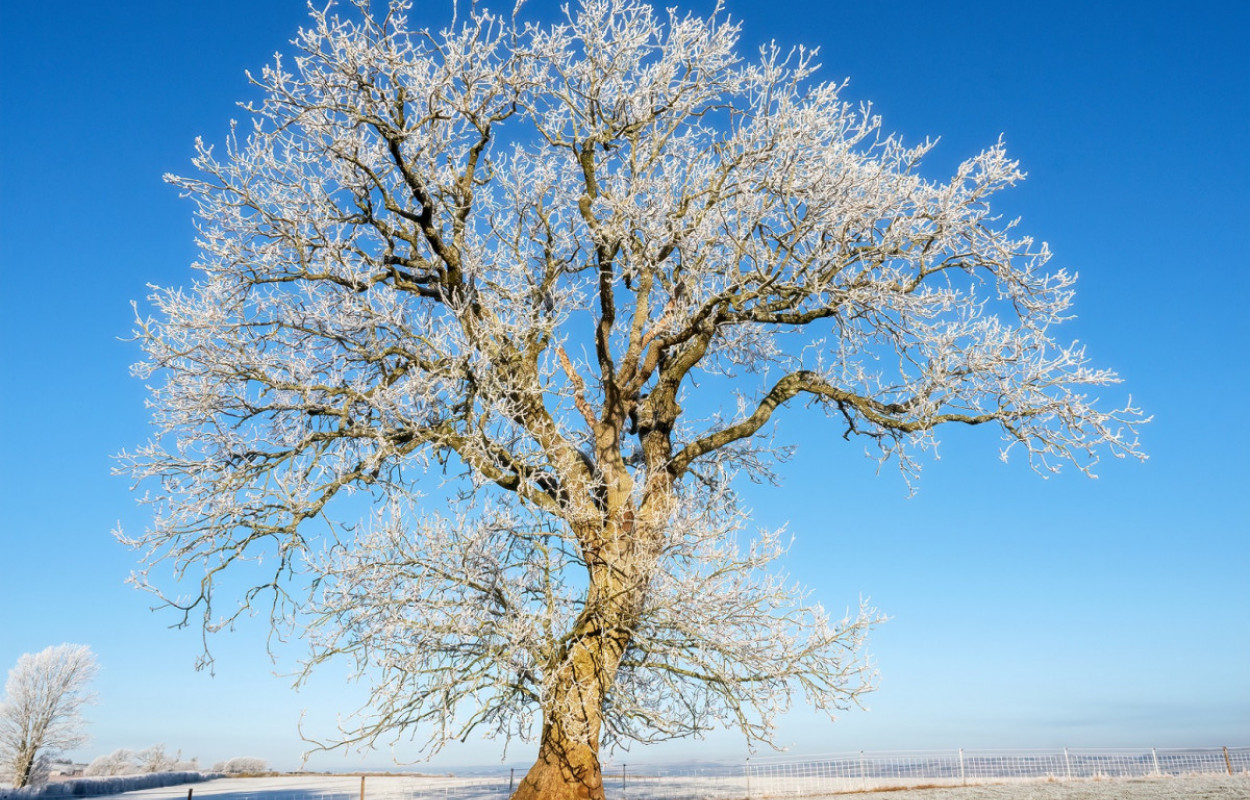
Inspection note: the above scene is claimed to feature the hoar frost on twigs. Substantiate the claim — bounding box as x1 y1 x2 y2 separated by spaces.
117 0 1144 788
303 484 873 755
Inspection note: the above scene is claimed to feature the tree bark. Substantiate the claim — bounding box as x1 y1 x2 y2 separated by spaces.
14 747 35 788
511 726 604 800
511 526 644 799
508 441 668 800
511 638 613 800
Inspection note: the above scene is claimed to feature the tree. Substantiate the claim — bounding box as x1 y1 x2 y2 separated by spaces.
118 1 1145 798
210 757 267 775
135 744 180 774
84 745 195 776
0 645 97 788
84 749 137 777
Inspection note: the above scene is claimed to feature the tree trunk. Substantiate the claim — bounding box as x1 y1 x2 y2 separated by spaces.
13 747 35 788
511 618 618 800
511 555 641 800
511 726 604 800
510 459 664 800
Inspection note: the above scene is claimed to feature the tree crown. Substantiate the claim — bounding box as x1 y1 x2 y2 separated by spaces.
120 0 1144 760
0 644 97 787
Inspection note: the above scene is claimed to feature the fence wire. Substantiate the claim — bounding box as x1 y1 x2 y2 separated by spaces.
7 748 1247 800
605 747 1250 798
214 747 1250 799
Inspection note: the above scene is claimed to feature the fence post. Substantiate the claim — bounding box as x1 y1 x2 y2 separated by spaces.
622 763 627 791
1224 746 1233 776
509 768 515 794
958 748 966 786
1064 747 1072 780
1151 747 1160 776
744 758 751 800
360 775 365 800
860 750 867 792
187 790 193 800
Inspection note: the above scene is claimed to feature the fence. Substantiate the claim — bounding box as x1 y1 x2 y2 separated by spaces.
607 747 1250 797
4 749 1246 800
346 748 1250 798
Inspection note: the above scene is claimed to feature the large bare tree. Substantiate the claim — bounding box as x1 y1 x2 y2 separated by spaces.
119 1 1145 797
0 645 97 788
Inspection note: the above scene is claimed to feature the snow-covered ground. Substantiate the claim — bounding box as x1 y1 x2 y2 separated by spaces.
101 773 1250 800
832 775 1250 798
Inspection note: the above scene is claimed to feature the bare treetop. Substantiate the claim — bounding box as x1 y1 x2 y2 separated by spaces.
119 1 1145 797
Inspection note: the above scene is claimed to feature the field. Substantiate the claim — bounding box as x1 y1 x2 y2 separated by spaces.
100 772 1250 800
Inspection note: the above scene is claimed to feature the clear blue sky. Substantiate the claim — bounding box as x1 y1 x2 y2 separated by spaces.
1 0 1246 773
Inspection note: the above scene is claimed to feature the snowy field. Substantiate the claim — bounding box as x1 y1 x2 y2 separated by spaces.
100 773 1250 800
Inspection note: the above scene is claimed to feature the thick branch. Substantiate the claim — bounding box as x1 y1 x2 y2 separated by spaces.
669 370 1008 477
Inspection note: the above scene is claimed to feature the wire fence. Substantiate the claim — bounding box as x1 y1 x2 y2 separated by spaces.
6 748 1247 800
230 746 1250 799
606 747 1250 797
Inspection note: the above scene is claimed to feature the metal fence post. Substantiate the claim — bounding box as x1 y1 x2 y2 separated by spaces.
1151 747 1160 776
860 750 867 792
958 748 966 786
1064 747 1072 780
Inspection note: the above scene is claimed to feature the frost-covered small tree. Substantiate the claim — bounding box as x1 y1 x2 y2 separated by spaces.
136 745 179 774
120 1 1144 798
84 749 137 777
0 645 97 788
86 745 195 776
210 757 267 775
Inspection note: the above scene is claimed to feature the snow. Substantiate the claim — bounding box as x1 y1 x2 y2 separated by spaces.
97 773 1250 800
823 775 1250 798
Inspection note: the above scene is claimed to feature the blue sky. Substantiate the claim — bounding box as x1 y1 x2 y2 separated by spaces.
1 0 1246 773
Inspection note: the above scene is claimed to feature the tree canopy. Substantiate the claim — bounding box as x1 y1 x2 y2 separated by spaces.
119 1 1144 796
